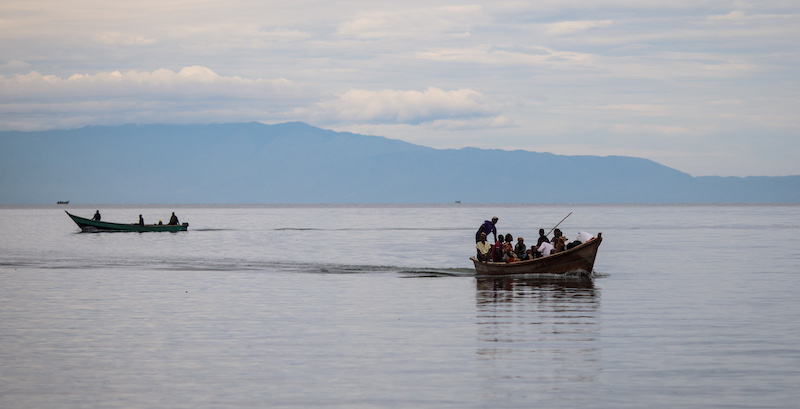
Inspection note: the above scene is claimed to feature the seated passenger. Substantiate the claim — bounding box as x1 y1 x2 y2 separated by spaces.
92 210 101 221
137 214 144 226
492 235 505 261
537 241 555 257
514 237 527 259
503 233 518 262
551 229 567 253
476 233 492 261
168 212 179 225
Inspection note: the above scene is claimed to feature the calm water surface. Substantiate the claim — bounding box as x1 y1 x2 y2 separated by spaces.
1 204 799 408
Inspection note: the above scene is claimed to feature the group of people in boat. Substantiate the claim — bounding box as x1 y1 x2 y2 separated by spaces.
474 216 591 263
91 210 181 226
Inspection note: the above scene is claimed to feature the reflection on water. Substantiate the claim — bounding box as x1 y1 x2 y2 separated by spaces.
475 276 601 386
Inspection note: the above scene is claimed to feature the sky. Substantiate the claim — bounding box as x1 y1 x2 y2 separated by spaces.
1 0 798 177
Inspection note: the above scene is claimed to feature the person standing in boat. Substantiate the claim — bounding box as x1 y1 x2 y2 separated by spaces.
476 217 499 243
92 210 101 221
476 232 492 262
536 228 550 247
168 212 179 225
137 214 144 226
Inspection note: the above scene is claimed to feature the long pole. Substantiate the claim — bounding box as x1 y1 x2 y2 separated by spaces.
547 212 572 236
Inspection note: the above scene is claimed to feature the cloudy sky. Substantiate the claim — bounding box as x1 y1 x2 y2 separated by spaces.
1 0 798 176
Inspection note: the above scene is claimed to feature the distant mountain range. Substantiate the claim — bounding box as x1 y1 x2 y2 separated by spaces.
1 122 798 203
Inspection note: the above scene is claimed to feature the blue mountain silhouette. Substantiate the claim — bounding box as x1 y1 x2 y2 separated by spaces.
1 122 797 203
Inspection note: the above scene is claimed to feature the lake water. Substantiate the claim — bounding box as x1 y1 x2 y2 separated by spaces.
1 204 799 408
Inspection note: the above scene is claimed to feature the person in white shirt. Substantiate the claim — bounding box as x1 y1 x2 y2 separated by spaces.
475 233 492 261
537 241 555 257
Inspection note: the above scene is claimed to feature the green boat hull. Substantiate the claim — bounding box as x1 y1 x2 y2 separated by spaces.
65 211 188 232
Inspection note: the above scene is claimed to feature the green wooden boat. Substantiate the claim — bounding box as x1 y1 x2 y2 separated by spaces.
65 211 188 232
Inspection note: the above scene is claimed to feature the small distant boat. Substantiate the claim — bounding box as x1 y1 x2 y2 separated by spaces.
470 233 602 276
57 201 69 205
455 200 461 204
65 211 188 232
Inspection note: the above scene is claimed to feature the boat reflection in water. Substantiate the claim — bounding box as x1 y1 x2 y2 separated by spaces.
475 275 601 388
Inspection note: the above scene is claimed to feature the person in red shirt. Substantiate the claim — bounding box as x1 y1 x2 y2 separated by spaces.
491 234 505 261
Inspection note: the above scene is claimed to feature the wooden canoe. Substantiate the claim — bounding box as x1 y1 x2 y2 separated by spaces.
65 211 188 232
471 232 602 276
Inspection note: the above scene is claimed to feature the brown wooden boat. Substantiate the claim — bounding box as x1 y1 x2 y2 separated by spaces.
470 232 602 276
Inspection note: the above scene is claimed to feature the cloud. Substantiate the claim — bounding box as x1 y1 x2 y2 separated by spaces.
0 66 320 130
314 87 496 125
415 45 596 70
543 20 613 36
258 28 313 42
337 5 482 39
610 123 694 136
600 104 669 114
98 32 157 46
0 68 503 131
1 60 32 72
707 10 747 21
0 66 314 102
427 116 514 130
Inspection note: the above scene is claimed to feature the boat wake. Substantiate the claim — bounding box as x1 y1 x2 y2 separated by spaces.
2 254 476 277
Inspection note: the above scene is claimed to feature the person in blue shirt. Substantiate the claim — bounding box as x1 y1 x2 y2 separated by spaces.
476 217 498 242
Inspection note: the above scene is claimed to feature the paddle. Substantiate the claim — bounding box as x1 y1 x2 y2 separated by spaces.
546 212 572 236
